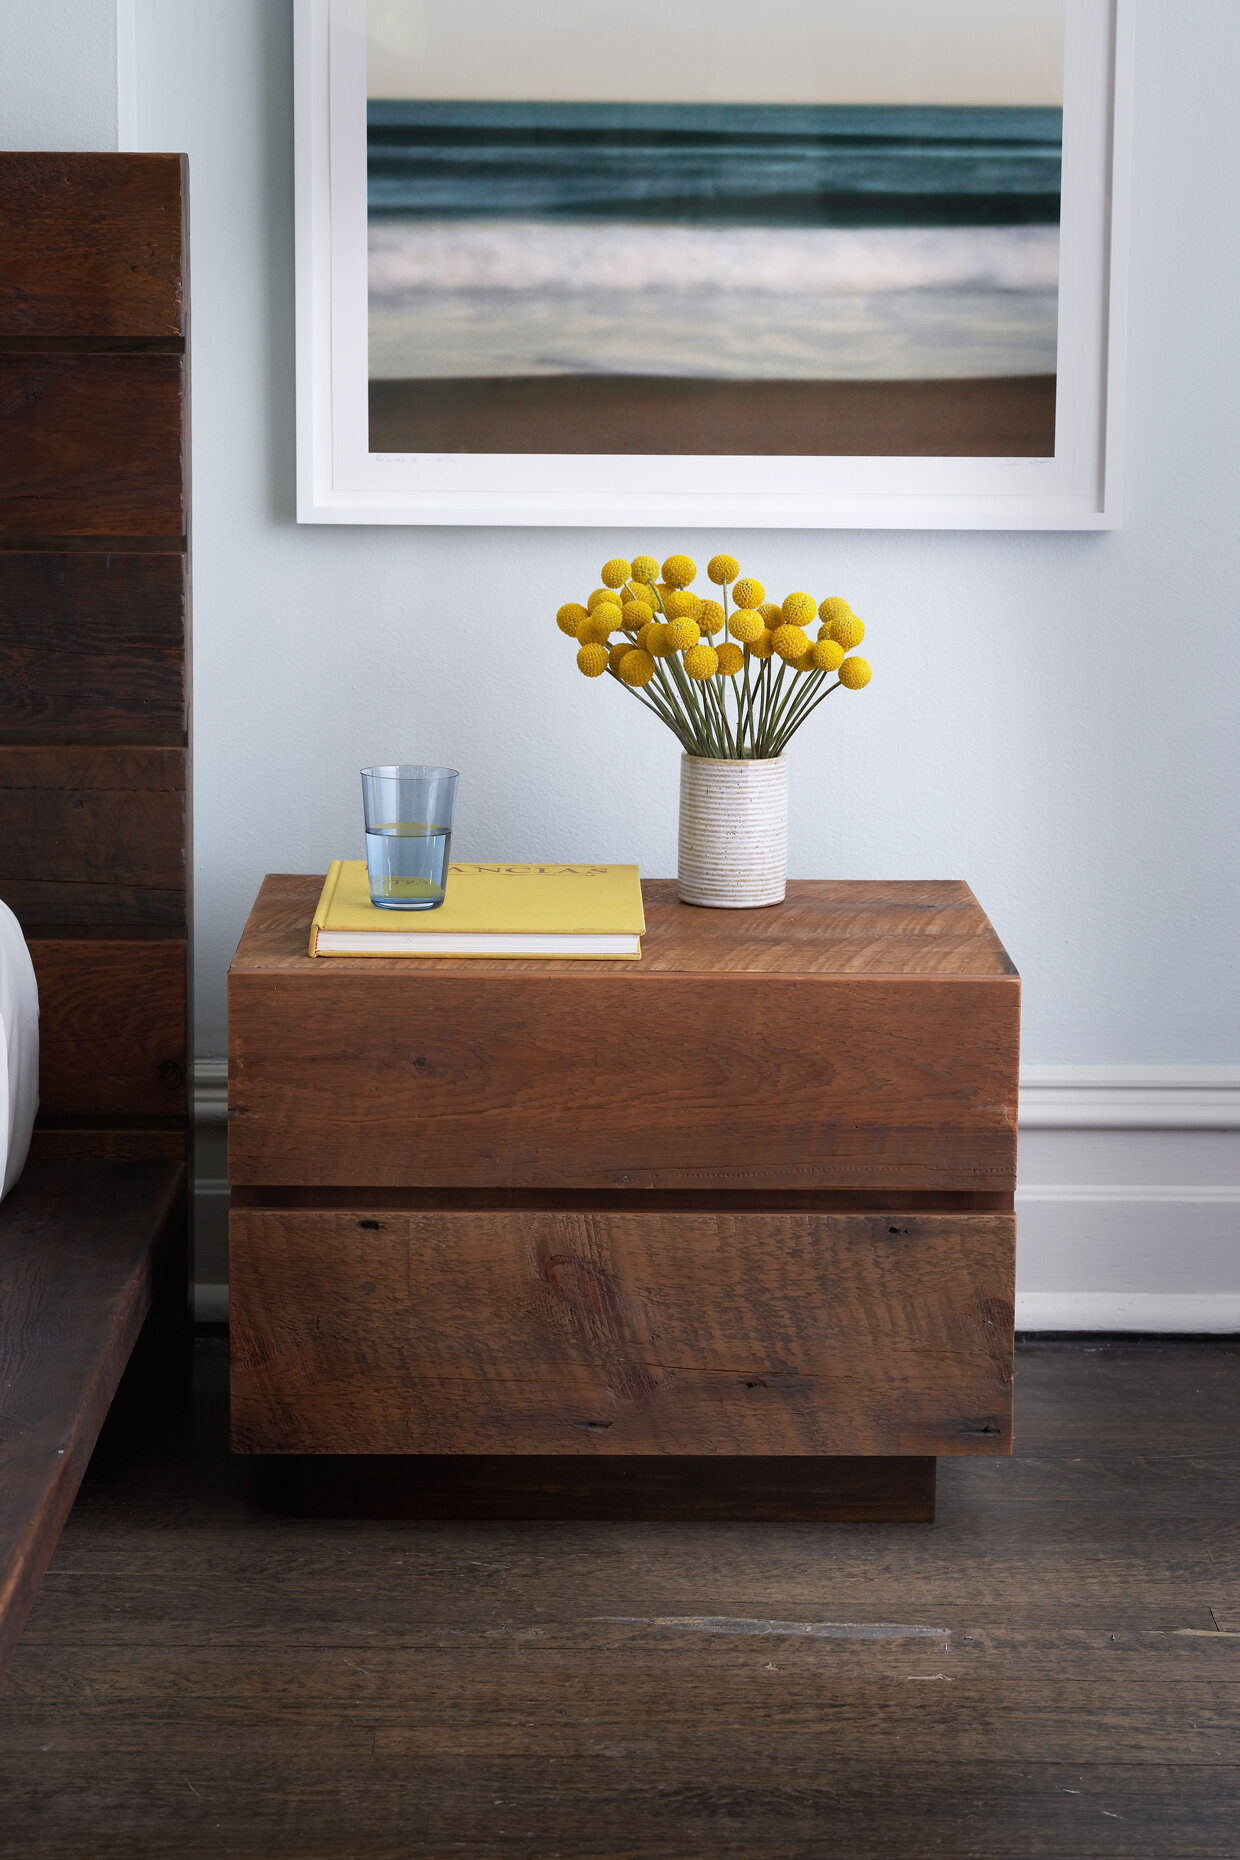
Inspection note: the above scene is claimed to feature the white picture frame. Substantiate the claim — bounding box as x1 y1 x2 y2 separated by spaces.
294 0 1133 529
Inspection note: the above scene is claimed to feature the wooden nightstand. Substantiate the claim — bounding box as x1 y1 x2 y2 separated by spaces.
228 878 1018 1521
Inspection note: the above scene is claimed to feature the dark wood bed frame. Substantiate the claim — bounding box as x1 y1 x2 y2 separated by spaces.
0 153 191 1676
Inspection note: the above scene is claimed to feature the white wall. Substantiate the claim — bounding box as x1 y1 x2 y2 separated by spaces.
5 0 1238 1321
0 0 118 148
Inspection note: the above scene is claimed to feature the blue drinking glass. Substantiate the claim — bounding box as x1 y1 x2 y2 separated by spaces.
360 765 459 909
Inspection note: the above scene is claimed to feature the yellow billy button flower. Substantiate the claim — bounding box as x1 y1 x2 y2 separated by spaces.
838 655 872 689
707 553 740 585
829 613 865 650
608 641 633 674
729 607 765 642
620 648 656 687
771 623 811 663
819 595 852 626
715 641 744 676
600 557 632 588
683 642 719 680
576 643 609 677
646 622 672 657
781 591 817 626
699 599 725 636
760 602 783 625
630 555 659 585
575 614 611 646
748 627 775 659
587 587 619 612
810 637 846 673
621 599 653 630
732 576 764 609
665 617 700 652
557 601 589 637
664 589 703 620
662 554 697 588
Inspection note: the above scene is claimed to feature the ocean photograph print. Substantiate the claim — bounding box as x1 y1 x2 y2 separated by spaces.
367 6 1063 460
295 0 1131 527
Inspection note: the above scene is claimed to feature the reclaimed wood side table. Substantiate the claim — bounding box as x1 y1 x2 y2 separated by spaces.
228 878 1018 1521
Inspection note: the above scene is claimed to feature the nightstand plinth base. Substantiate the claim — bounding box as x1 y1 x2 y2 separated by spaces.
257 1453 937 1523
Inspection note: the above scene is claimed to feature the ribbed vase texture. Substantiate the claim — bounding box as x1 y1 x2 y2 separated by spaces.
678 756 788 908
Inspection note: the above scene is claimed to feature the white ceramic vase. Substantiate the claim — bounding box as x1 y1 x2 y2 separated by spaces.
677 755 788 908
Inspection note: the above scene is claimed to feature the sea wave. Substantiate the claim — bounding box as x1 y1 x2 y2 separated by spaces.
369 218 1060 300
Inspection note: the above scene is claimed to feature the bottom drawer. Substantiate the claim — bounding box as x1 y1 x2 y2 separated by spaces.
230 1205 1014 1456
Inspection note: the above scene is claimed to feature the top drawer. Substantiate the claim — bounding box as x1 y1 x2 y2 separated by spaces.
228 964 1018 1192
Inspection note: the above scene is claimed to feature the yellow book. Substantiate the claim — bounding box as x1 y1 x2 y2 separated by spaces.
309 860 645 958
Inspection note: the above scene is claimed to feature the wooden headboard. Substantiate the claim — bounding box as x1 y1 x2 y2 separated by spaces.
0 153 190 1169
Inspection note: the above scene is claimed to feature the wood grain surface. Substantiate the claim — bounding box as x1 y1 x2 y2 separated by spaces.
234 872 1018 977
230 973 1017 1191
0 1159 184 1678
29 939 187 1117
26 1127 187 1163
0 553 185 742
229 1206 1014 1457
0 154 185 341
0 355 185 538
0 745 185 929
0 1337 1237 1857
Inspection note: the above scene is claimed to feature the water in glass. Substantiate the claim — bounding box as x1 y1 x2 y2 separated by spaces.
364 822 452 909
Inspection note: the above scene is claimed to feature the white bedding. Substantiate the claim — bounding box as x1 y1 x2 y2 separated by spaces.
0 899 39 1200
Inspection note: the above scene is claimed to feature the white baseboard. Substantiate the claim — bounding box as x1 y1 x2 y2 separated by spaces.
1019 1066 1240 1129
1017 1293 1240 1333
191 1062 1240 1332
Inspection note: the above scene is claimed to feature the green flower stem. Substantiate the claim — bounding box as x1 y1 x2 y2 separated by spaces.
666 649 718 756
772 664 832 746
771 678 842 754
722 672 744 758
630 675 684 735
614 683 691 750
708 673 737 757
757 661 792 758
764 661 820 756
705 681 728 757
765 666 823 752
713 676 732 756
752 658 773 754
649 656 707 754
737 653 756 756
746 657 764 752
780 662 840 740
606 666 691 747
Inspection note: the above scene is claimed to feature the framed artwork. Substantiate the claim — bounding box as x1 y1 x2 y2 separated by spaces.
295 0 1132 528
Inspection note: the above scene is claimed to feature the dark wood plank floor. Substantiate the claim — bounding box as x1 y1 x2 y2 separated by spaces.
0 1336 1236 1858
